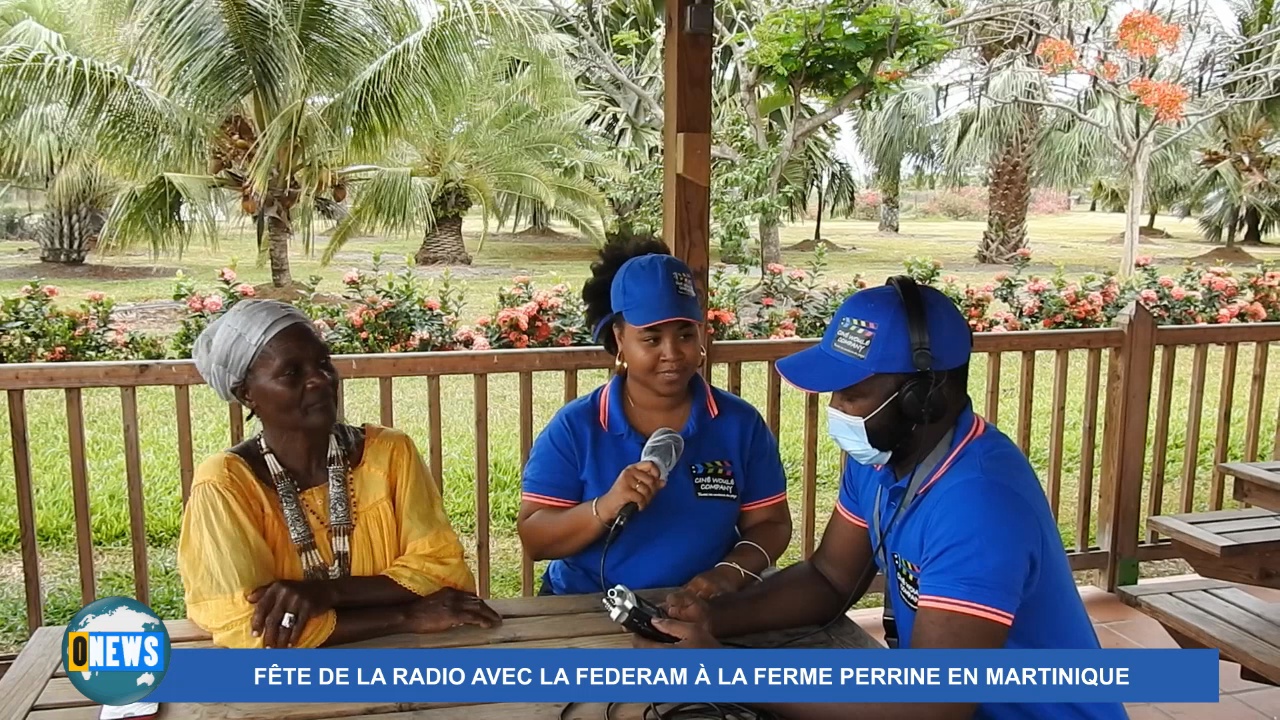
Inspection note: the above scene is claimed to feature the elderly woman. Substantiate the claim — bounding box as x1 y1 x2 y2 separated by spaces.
517 238 793 598
178 299 499 649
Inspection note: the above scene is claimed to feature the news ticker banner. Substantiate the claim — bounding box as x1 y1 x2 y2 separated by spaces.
128 648 1219 704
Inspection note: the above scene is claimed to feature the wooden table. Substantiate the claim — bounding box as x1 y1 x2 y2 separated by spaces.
0 589 882 720
1222 460 1280 512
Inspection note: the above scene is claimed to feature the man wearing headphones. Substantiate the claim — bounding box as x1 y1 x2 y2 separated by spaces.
634 278 1127 720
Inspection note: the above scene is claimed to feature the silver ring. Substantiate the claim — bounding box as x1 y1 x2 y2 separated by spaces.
281 612 295 629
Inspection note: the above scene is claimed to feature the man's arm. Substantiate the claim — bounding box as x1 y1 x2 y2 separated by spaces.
751 609 1009 720
699 504 877 638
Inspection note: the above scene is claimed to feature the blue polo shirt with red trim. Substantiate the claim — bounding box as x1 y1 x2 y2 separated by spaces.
521 373 789 596
837 403 1128 720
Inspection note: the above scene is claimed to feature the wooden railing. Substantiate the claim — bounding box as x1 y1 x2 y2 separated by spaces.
2 304 1279 640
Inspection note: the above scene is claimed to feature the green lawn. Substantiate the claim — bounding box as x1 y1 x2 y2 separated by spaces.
4 209 1279 310
1 209 1279 653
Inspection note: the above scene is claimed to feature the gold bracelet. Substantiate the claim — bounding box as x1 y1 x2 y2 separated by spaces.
591 497 610 526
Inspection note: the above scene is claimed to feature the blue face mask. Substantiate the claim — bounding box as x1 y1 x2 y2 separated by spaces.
827 392 898 466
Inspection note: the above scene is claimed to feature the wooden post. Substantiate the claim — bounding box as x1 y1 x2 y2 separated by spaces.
663 0 713 374
1098 301 1157 590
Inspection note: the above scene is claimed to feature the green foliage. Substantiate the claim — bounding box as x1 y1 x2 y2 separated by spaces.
744 0 951 100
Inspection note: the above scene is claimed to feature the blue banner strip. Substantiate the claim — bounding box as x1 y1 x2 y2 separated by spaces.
142 648 1220 703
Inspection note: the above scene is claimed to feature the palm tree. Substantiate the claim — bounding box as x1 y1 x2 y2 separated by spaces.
854 80 940 233
321 43 613 266
0 0 119 264
1181 111 1280 246
0 0 541 286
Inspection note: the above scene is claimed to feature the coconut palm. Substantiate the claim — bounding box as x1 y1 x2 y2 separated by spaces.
1180 111 1280 246
854 80 941 233
321 43 613 266
0 0 542 286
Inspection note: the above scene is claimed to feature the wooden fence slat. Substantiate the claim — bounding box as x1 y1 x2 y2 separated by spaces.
1146 345 1178 542
1046 350 1068 519
1076 348 1102 552
1181 344 1209 513
379 377 394 427
7 389 42 631
519 372 535 597
801 392 819 559
120 387 150 605
1242 342 1269 463
228 402 244 444
427 375 443 493
766 361 781 438
727 362 742 397
1210 343 1239 510
64 388 96 604
175 385 194 504
564 369 578 404
335 380 345 423
474 374 490 599
1017 351 1036 456
985 352 1001 426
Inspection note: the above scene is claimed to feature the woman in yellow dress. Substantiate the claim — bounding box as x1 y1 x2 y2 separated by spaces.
179 299 500 648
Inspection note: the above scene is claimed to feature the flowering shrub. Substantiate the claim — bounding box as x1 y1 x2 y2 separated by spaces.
851 190 882 222
1128 78 1190 122
5 251 1280 365
315 259 465 354
0 282 164 363
921 188 987 220
1116 10 1181 58
169 266 259 357
457 276 590 350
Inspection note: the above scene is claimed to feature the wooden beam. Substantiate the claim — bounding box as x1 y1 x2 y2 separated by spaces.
663 0 714 373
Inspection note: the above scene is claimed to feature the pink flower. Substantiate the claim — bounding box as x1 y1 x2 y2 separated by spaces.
313 320 329 332
1087 291 1104 307
41 285 58 298
513 275 532 285
236 284 256 297
87 291 106 303
788 269 807 280
1139 289 1158 303
1135 255 1153 267
425 299 441 311
359 331 369 339
203 296 224 313
218 268 237 283
1158 276 1175 288
343 270 361 285
472 337 491 350
1245 303 1267 322
994 272 1010 282
1016 248 1032 259
765 263 784 275
762 297 776 307
186 295 205 312
1171 287 1186 301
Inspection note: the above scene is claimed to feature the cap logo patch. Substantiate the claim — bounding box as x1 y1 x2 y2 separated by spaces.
671 271 696 297
832 317 876 359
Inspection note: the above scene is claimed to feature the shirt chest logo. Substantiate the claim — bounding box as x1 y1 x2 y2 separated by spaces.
891 552 920 611
689 461 737 500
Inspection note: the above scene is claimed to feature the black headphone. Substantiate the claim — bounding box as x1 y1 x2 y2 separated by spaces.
886 275 947 425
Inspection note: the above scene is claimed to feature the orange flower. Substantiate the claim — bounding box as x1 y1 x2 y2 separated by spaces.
1117 11 1181 58
1036 38 1078 73
1129 78 1189 122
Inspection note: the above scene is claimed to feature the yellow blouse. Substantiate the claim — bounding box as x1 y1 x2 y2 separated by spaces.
177 424 476 648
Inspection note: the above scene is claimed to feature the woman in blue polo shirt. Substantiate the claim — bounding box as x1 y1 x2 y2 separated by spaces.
516 238 793 598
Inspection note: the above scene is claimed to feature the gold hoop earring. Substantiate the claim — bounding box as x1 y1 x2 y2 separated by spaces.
614 352 628 375
699 345 707 360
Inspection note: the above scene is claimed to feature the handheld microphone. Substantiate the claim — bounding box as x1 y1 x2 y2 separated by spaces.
610 427 684 537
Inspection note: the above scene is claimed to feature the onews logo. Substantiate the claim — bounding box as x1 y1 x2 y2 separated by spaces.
61 597 171 706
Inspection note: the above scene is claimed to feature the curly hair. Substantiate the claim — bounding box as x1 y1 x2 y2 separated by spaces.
582 235 674 356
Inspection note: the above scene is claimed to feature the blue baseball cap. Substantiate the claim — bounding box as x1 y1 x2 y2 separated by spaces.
776 282 972 393
592 254 704 341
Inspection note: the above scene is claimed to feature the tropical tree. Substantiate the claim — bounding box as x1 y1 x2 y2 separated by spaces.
854 80 941 233
0 0 119 264
321 43 614 266
0 0 542 287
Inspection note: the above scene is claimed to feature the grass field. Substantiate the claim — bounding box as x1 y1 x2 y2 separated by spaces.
1 209 1279 653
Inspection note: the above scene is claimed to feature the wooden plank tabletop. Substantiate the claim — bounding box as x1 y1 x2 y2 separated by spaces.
1222 461 1280 512
1 589 883 720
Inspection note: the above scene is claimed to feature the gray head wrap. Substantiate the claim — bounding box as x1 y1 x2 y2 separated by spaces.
192 299 314 403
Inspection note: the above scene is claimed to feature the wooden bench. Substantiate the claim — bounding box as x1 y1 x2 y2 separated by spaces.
1117 578 1280 686
1148 508 1280 589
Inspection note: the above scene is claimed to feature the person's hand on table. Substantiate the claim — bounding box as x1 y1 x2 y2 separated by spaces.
683 563 749 599
248 580 335 648
401 586 503 633
630 591 721 649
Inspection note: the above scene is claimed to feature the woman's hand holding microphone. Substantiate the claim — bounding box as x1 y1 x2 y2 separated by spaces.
594 461 665 526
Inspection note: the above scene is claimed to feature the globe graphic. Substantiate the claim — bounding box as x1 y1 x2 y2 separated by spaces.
61 596 171 706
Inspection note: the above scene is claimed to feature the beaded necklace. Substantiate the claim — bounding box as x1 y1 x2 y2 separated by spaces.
257 427 355 580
